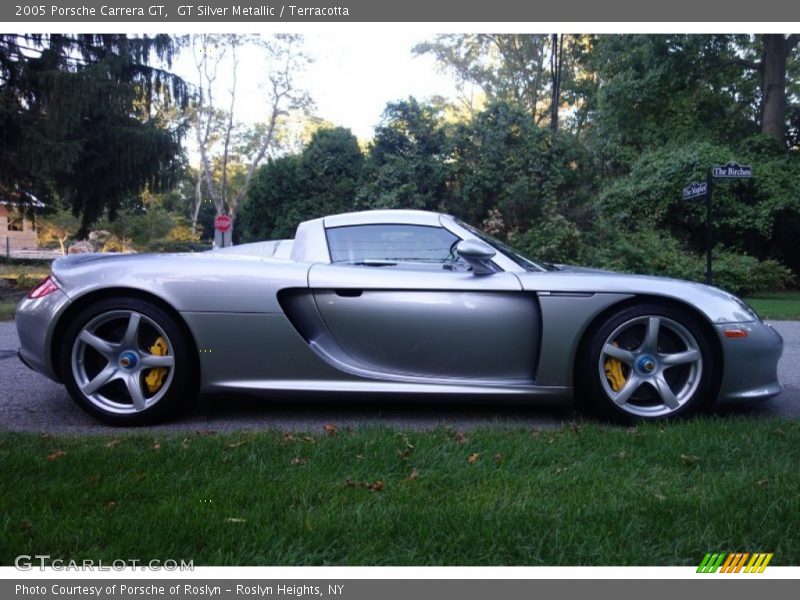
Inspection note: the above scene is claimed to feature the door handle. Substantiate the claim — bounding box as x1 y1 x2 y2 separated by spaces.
334 289 363 297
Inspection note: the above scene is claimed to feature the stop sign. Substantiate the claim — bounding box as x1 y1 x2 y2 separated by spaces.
214 214 232 233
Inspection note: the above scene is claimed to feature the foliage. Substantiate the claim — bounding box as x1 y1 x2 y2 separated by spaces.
448 103 593 231
582 219 793 296
237 155 304 241
357 98 450 211
412 35 551 118
711 254 794 297
413 34 588 127
190 33 311 242
238 127 362 241
598 138 800 274
92 206 200 252
583 36 765 162
508 211 584 265
0 34 188 232
35 207 80 254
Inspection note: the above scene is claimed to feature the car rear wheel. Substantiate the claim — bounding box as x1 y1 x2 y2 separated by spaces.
60 298 195 425
580 303 716 422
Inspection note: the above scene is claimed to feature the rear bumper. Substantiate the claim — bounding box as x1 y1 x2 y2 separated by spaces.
716 320 783 404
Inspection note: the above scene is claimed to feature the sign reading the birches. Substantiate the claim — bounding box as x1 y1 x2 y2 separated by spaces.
712 162 753 179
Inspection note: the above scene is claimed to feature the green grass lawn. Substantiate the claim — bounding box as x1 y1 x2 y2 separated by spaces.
1 419 798 566
746 291 800 321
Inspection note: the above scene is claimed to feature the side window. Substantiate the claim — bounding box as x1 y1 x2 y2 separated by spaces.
326 224 465 268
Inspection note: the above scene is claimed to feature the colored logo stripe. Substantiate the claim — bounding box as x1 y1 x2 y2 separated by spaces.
746 553 773 573
697 553 773 573
697 553 726 573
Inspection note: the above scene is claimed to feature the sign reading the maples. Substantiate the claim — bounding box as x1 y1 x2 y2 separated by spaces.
682 181 708 200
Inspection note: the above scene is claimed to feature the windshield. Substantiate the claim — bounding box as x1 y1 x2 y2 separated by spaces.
455 219 556 272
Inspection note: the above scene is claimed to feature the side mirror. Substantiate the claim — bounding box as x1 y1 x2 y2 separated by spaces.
456 239 496 275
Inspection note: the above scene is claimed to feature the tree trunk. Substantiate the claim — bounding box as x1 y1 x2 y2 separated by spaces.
760 34 788 144
550 34 564 138
191 167 203 237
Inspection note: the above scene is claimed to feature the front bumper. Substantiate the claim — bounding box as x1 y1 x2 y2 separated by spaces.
715 320 783 404
15 288 72 383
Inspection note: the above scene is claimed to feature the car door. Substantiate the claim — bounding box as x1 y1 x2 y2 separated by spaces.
304 223 541 384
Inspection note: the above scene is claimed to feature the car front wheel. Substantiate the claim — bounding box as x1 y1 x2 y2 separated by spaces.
580 303 716 422
60 298 195 425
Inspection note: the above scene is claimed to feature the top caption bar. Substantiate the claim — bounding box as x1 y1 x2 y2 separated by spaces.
4 0 800 22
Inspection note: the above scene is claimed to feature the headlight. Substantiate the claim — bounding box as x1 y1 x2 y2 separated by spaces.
727 292 761 321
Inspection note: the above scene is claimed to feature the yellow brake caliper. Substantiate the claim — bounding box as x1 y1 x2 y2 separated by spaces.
145 336 169 394
604 342 627 392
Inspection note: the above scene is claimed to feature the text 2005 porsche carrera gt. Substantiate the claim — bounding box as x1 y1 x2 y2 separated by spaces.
16 209 782 424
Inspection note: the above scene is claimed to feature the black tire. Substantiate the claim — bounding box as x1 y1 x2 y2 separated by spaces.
59 297 197 425
578 302 716 423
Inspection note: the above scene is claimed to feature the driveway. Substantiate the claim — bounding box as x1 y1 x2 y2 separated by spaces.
1 321 798 434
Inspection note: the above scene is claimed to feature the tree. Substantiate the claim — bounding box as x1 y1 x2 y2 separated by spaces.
36 206 80 254
549 34 565 137
413 35 549 120
757 34 799 144
414 34 587 131
0 34 188 233
358 98 450 211
191 34 310 246
582 35 800 153
238 127 362 241
448 101 588 232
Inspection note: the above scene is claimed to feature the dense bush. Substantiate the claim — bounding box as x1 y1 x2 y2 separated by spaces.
711 254 794 296
576 220 794 295
508 212 584 265
599 138 800 274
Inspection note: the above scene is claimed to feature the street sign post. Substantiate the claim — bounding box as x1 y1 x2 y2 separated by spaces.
683 163 752 287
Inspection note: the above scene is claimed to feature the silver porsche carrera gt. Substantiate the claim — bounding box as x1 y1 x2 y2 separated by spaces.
15 209 783 424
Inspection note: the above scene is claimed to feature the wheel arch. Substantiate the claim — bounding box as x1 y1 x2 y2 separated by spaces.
572 294 724 400
51 287 201 384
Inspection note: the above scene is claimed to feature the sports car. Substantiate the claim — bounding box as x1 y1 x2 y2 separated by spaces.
15 209 783 424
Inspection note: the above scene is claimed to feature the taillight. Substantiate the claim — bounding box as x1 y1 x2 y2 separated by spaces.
28 275 59 299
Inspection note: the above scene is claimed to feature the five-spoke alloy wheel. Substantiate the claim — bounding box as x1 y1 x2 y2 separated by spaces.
581 303 716 422
60 298 195 425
